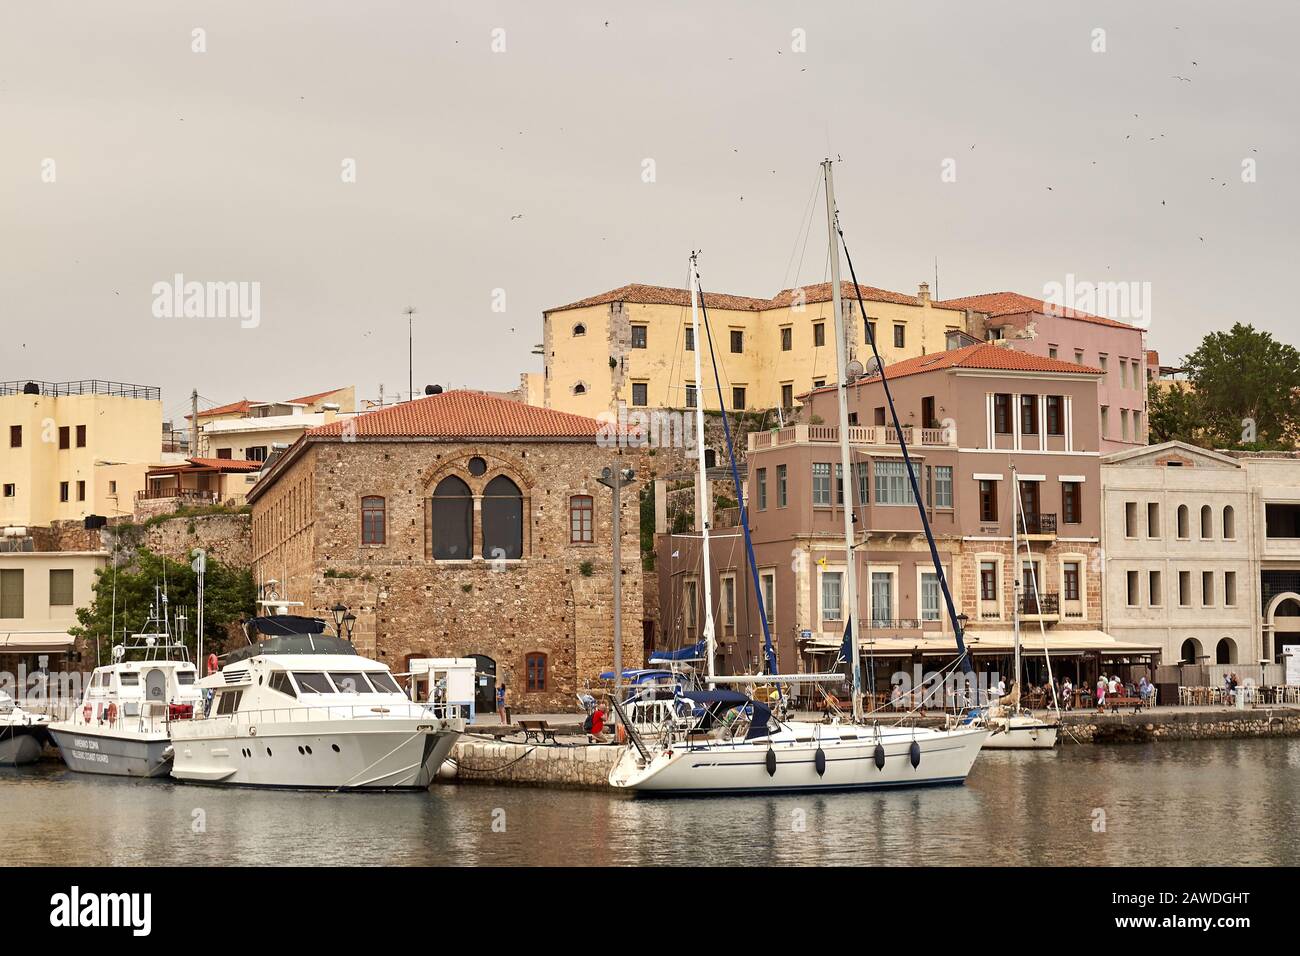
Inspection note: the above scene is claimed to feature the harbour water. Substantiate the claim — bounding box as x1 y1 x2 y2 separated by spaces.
4 738 1298 866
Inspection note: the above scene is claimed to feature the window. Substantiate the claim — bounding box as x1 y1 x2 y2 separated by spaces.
1200 505 1213 539
854 462 869 506
813 322 825 347
1223 506 1236 539
812 463 832 506
979 480 998 522
293 672 333 694
874 460 916 505
75 424 86 447
59 481 69 503
1046 396 1064 436
776 464 787 507
756 468 767 510
1120 409 1130 441
1177 504 1189 538
932 466 953 508
1062 482 1081 524
569 495 594 543
361 496 386 545
1020 394 1038 434
821 571 843 621
1127 570 1139 606
58 426 70 449
1 569 24 618
1124 501 1138 537
572 382 587 395
781 384 793 408
780 327 792 351
268 672 296 698
920 572 940 621
1133 411 1142 438
980 562 998 602
870 571 893 626
1100 406 1109 438
732 386 746 409
721 576 736 631
921 396 937 429
684 327 694 351
482 475 524 560
572 323 586 337
730 330 744 353
631 382 648 407
813 379 825 389
1063 561 1081 601
893 324 905 348
525 653 548 692
834 463 845 505
993 394 1012 434
467 456 488 476
631 325 647 349
684 384 697 408
684 580 698 638
431 476 473 559
8 425 19 448
874 406 886 426
1076 350 1085 365
47 568 74 607
1225 571 1238 606
1149 570 1162 606
368 672 401 694
1099 354 1108 375
1147 502 1160 538
1202 570 1214 606
866 319 877 344
246 446 267 462
73 480 84 502
330 672 372 694
2 484 13 497
761 571 775 625
216 448 232 459
215 690 243 716
1179 571 1191 606
1049 346 1058 359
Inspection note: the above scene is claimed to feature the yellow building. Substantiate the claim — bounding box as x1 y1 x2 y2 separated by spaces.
539 282 968 417
1 381 163 525
0 546 107 672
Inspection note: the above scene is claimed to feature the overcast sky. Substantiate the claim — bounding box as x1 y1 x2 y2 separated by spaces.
3 1 1296 423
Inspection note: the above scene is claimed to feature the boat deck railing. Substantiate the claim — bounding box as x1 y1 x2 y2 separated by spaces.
175 701 456 736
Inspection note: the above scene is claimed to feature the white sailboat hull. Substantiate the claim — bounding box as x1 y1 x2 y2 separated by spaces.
981 715 1059 750
609 722 989 794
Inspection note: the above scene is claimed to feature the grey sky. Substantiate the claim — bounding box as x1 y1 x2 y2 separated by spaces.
3 1 1296 423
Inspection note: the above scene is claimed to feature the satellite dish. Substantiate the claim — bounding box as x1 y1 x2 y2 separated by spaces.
112 644 125 662
845 359 866 381
862 356 883 377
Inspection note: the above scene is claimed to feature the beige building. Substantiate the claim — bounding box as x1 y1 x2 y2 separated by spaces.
540 282 968 418
1 381 163 525
0 542 107 676
190 387 355 462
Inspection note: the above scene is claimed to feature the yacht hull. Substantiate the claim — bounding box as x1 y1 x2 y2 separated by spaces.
170 719 463 790
0 726 49 766
609 724 990 795
47 726 174 777
981 716 1060 750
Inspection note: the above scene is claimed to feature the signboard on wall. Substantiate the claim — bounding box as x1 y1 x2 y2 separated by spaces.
1284 645 1300 687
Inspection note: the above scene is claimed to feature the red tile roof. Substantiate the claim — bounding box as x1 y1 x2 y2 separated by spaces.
800 342 1103 397
308 390 604 440
187 400 258 420
933 291 1140 330
286 387 345 406
768 282 956 310
545 281 957 315
187 457 264 472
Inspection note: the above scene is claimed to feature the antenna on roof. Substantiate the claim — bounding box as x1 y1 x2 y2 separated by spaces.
934 256 939 301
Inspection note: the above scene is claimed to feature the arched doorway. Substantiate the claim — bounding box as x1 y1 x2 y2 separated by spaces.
471 654 497 715
1215 638 1237 665
1264 592 1300 664
1179 637 1203 664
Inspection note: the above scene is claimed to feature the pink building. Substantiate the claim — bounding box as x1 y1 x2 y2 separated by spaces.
655 343 1158 699
935 292 1148 452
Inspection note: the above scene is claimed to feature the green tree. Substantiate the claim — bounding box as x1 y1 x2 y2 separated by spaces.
1146 381 1203 445
70 548 256 663
1182 323 1300 448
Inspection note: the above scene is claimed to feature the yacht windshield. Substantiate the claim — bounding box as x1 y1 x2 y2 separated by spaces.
366 672 402 694
329 672 372 694
118 672 139 686
292 672 333 694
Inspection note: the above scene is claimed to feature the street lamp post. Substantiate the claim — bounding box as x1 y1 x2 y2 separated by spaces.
597 464 636 727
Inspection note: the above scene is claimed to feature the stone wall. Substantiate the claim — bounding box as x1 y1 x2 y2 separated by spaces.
138 512 253 568
444 739 619 789
28 520 104 552
1060 706 1300 743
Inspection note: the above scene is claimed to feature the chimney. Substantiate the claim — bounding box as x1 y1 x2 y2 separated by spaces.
917 281 931 304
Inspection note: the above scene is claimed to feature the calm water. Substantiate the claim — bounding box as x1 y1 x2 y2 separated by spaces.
3 738 1298 866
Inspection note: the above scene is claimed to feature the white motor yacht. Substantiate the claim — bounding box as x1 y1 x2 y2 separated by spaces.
169 615 463 790
0 691 53 766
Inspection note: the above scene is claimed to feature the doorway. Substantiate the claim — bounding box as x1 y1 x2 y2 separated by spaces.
472 654 497 714
143 668 167 702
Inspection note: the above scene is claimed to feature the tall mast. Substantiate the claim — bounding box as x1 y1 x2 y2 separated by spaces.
689 253 716 688
1012 462 1022 705
823 160 864 722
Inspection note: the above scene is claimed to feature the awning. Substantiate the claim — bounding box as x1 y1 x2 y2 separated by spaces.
840 629 1162 657
0 632 75 654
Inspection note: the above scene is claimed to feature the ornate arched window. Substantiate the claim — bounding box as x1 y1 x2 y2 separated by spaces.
482 475 524 559
431 476 473 559
361 496 386 545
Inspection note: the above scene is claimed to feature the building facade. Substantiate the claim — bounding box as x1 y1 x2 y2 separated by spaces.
540 282 968 418
1 380 163 525
936 292 1148 452
194 386 355 463
248 390 643 713
0 539 106 684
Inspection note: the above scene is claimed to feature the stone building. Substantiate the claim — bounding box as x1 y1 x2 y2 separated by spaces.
247 390 643 713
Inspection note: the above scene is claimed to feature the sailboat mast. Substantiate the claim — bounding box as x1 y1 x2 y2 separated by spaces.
823 160 864 722
689 253 717 689
1012 463 1022 704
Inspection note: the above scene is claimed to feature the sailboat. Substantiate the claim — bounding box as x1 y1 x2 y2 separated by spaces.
608 160 990 794
979 464 1061 749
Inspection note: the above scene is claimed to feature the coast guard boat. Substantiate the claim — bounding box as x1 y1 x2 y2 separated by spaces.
0 691 53 765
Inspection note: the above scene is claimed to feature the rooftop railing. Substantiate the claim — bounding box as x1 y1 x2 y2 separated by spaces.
0 380 161 400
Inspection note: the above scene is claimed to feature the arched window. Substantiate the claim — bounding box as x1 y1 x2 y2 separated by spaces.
431 476 473 559
572 323 586 337
1223 505 1235 539
361 496 386 545
1216 638 1236 665
482 475 523 560
1176 504 1189 538
572 382 587 395
1200 505 1213 539
525 652 548 692
1180 637 1202 664
570 495 594 543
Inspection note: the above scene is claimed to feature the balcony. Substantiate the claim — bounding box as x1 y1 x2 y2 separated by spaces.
136 487 218 504
749 423 952 451
1018 591 1060 621
1019 512 1057 538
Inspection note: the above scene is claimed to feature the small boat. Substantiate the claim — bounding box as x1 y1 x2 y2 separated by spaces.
0 692 53 766
169 614 464 790
979 707 1060 750
47 592 202 777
